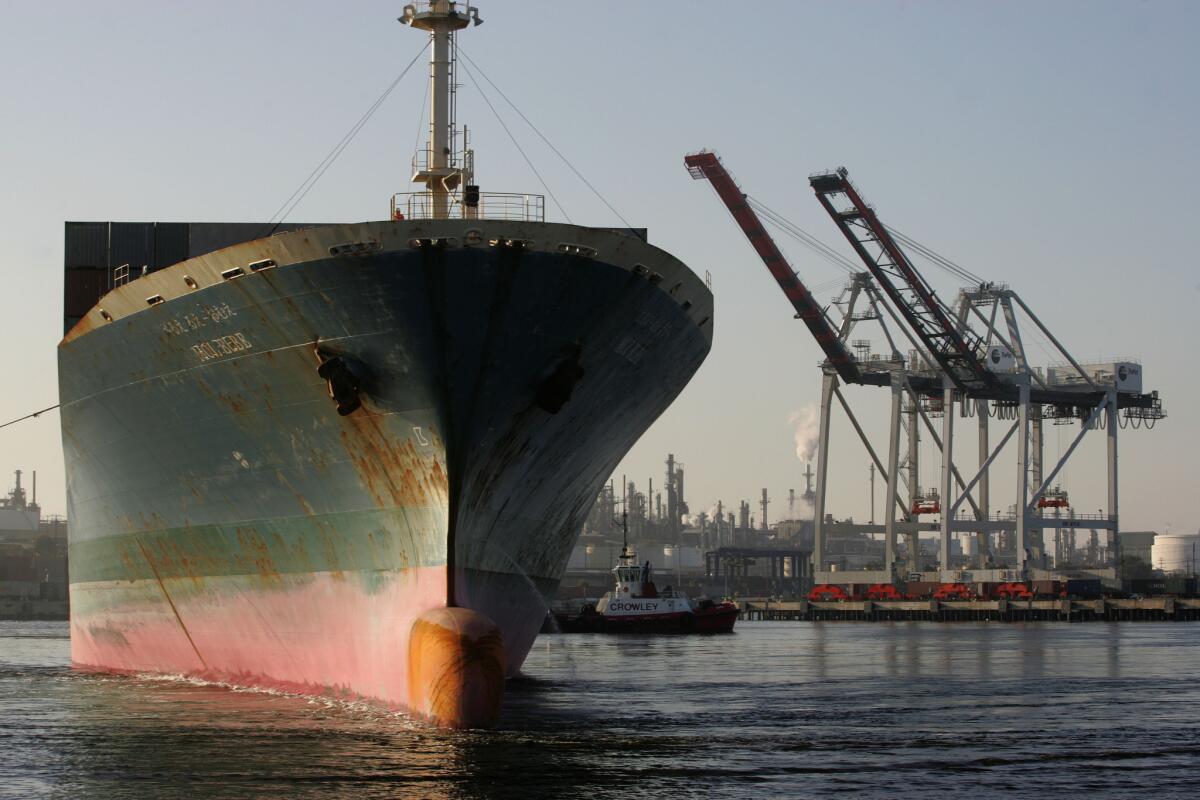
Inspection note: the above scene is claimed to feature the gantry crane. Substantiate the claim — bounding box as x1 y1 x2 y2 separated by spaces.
686 151 1165 586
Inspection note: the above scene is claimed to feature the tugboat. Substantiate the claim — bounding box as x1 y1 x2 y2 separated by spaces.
555 515 737 633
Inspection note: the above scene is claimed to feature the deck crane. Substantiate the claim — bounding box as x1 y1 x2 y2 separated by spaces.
684 151 862 385
809 169 994 392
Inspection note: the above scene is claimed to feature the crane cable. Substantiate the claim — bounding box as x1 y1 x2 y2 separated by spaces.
458 46 634 231
746 197 860 274
0 404 60 431
745 197 988 307
455 51 570 222
885 225 984 285
265 41 430 235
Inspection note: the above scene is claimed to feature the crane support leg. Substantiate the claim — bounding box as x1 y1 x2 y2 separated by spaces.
884 377 904 577
976 400 991 566
812 373 837 573
939 382 954 571
905 399 920 575
1032 406 1044 564
1107 389 1120 570
1016 380 1031 572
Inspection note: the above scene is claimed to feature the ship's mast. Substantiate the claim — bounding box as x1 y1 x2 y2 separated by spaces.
400 1 482 219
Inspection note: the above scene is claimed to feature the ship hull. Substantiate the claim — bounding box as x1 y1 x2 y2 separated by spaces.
60 219 711 723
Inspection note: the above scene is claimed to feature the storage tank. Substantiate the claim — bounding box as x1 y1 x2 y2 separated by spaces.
1150 533 1200 574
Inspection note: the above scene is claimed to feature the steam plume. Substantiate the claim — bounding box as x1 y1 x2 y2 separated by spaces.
788 405 819 463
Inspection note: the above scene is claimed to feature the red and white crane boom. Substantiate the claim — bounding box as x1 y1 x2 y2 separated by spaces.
684 151 861 384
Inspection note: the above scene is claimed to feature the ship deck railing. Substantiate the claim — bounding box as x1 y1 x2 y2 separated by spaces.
390 191 545 223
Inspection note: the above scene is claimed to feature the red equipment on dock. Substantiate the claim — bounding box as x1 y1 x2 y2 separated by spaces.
866 584 904 601
808 584 850 602
932 583 975 601
996 582 1034 600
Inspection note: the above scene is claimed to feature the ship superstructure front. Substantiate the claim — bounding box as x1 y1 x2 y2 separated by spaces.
59 2 712 727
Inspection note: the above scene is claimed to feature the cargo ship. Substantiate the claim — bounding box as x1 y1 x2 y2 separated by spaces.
58 1 712 728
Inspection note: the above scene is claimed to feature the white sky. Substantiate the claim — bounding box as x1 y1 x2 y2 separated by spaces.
1 1 1196 535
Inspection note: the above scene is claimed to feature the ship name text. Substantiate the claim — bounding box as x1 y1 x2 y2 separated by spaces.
609 601 662 612
161 302 238 338
191 332 253 362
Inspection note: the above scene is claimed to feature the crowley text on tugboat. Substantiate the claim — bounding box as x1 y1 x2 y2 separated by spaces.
555 514 737 633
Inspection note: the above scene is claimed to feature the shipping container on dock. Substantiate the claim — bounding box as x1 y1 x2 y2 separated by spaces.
1065 578 1102 598
1164 576 1198 596
975 582 1000 599
1033 579 1063 597
0 554 37 582
0 580 42 598
904 581 940 599
1127 578 1167 596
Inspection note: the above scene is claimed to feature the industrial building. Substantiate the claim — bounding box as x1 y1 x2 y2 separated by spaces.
1151 533 1200 574
0 470 68 618
559 453 813 601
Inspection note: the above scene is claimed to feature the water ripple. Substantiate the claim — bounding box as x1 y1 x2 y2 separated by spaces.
2 620 1200 798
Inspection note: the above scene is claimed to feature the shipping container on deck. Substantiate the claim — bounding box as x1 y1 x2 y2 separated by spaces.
187 222 316 259
63 221 324 333
153 222 189 269
63 268 108 322
64 221 109 268
109 222 155 274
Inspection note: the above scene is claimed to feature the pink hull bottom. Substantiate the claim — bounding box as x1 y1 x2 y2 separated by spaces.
70 567 522 727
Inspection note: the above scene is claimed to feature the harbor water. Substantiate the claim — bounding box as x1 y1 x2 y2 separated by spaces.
2 619 1198 798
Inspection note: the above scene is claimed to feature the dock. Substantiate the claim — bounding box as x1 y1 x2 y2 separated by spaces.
738 597 1200 623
